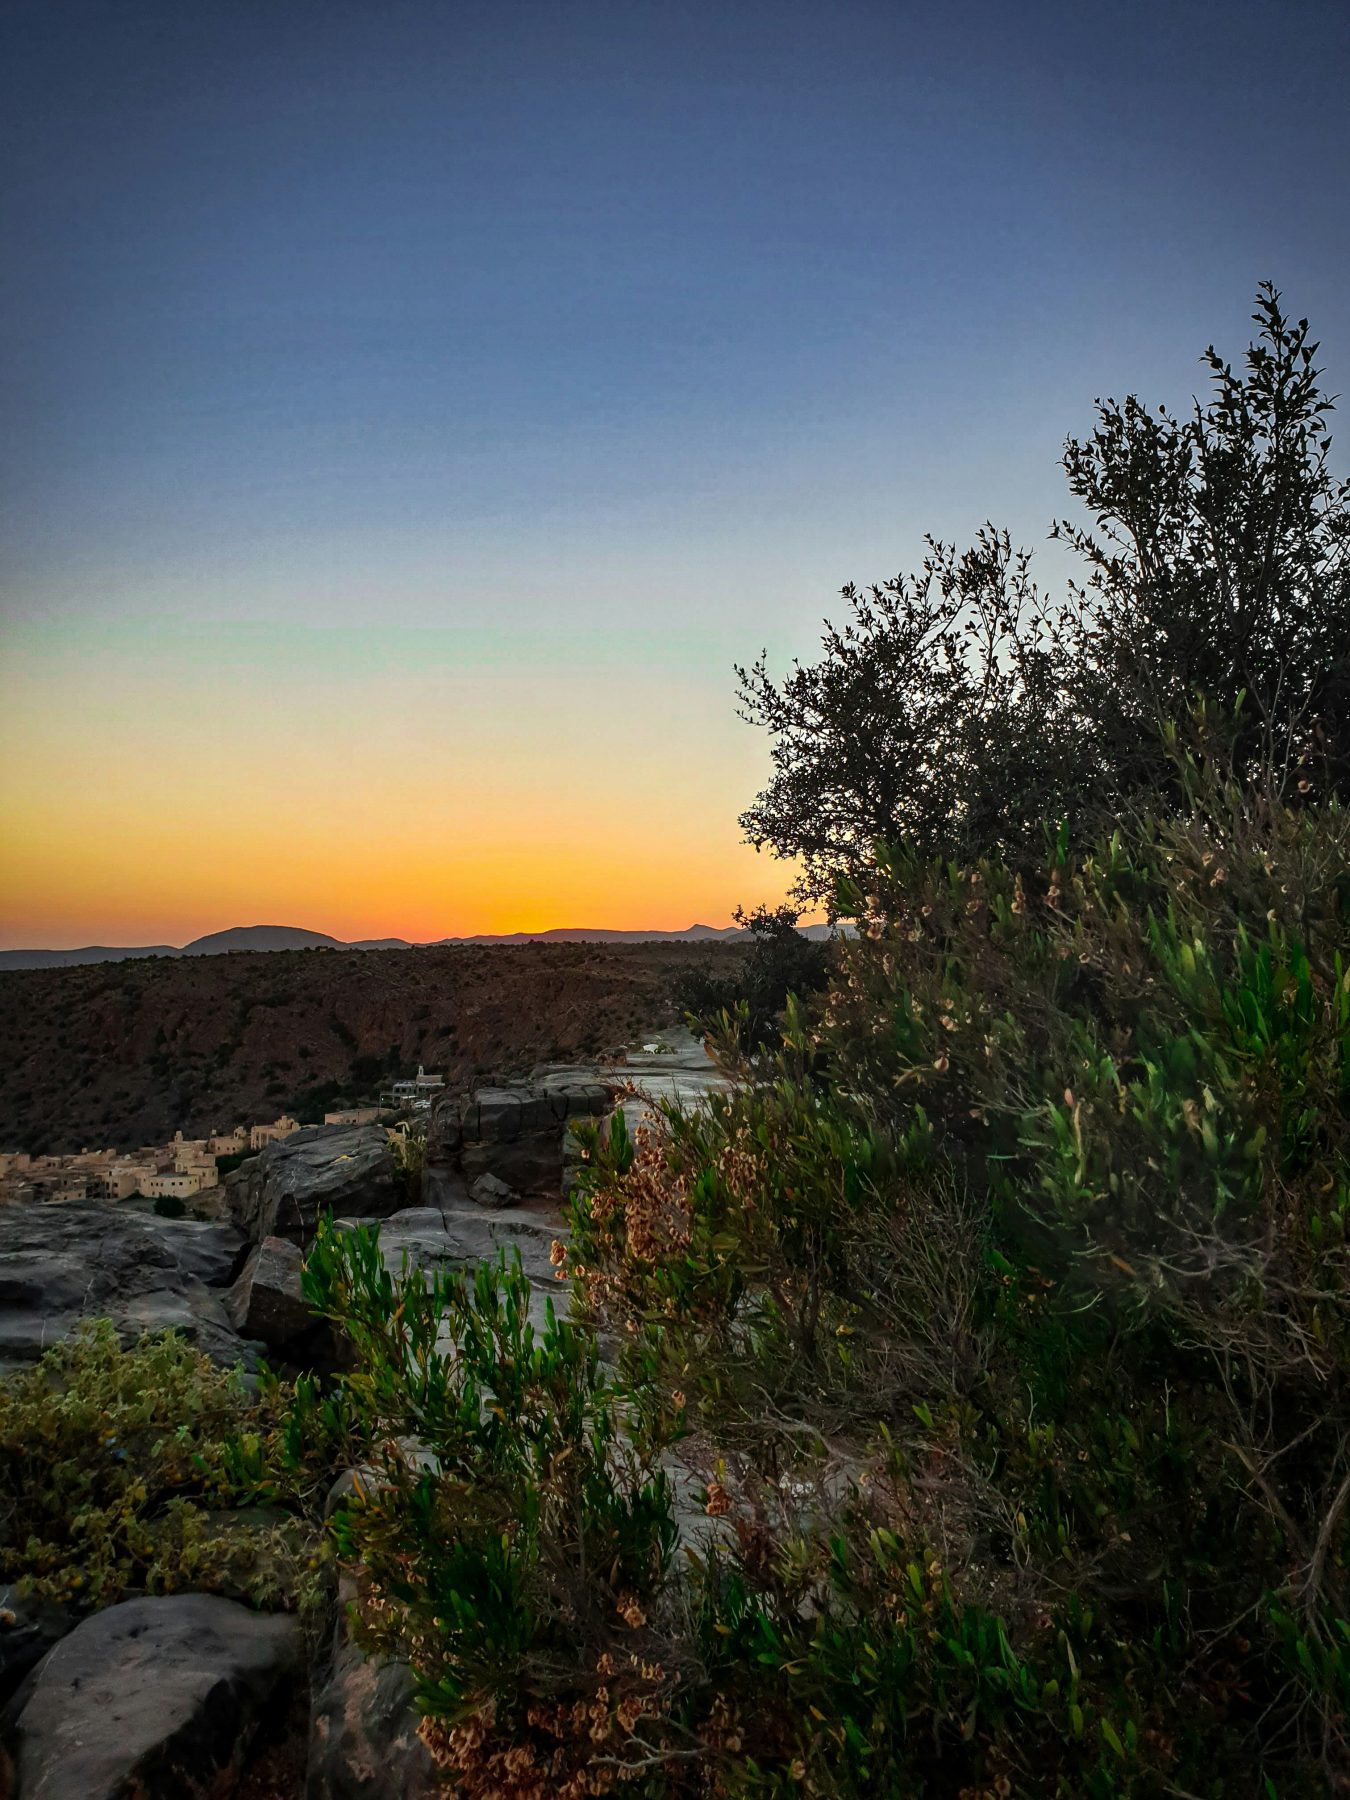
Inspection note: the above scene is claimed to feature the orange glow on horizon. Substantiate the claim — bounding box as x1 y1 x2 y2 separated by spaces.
0 640 799 948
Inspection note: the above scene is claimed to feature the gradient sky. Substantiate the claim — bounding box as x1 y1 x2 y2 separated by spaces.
2 0 1348 946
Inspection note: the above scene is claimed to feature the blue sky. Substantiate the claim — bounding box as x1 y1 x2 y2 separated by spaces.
2 0 1347 942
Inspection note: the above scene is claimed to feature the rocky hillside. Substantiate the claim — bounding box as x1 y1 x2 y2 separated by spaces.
0 941 744 1154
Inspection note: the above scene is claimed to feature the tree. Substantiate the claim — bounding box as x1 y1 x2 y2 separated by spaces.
672 903 829 1051
736 530 1081 904
1054 282 1350 800
740 287 1350 905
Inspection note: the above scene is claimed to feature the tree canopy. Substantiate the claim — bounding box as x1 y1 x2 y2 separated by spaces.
739 285 1350 904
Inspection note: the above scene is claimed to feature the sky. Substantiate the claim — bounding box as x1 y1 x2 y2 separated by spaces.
1 0 1348 947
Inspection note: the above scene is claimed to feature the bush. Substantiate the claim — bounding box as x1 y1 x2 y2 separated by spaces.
0 1323 323 1613
562 765 1350 1792
152 1192 187 1218
227 779 1345 1789
740 287 1350 903
295 1222 682 1795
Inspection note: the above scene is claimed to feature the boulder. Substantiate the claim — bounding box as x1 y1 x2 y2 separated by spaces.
226 1236 319 1359
2 1593 303 1799
226 1125 400 1246
0 1203 253 1373
423 1079 609 1207
307 1574 440 1799
122 1212 248 1287
337 1205 568 1336
468 1172 516 1209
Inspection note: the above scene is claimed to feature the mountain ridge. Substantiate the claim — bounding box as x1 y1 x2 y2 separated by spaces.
0 921 834 972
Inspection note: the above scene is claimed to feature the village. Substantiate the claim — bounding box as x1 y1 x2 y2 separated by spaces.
0 1067 445 1212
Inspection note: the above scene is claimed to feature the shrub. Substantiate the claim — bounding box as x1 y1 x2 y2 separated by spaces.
295 1222 682 1795
0 1323 324 1613
740 286 1350 903
563 765 1350 1792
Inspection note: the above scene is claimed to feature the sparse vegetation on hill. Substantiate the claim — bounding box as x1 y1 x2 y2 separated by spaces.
0 941 747 1155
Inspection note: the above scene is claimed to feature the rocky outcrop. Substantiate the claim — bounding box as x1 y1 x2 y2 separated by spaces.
0 1203 251 1372
226 1235 326 1361
423 1079 609 1208
1 1593 303 1799
226 1125 400 1246
338 1205 568 1335
306 1574 440 1799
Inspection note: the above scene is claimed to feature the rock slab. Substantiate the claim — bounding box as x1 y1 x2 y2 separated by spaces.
306 1574 440 1799
227 1236 320 1359
2 1592 302 1800
0 1203 250 1373
424 1079 609 1206
338 1204 567 1334
226 1125 400 1246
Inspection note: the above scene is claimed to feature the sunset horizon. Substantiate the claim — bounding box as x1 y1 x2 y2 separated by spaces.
6 2 1346 950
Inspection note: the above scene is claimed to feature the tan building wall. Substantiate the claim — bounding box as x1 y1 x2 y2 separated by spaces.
100 1163 154 1200
140 1169 209 1200
249 1116 300 1152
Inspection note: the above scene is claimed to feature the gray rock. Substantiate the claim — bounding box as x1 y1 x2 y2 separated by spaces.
355 1203 563 1290
468 1172 516 1209
337 1205 568 1337
307 1575 440 1799
122 1212 248 1286
423 1079 610 1206
226 1236 317 1357
0 1203 254 1372
2 1593 303 1799
226 1125 400 1246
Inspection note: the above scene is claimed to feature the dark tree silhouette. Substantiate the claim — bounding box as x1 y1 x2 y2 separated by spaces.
739 287 1350 905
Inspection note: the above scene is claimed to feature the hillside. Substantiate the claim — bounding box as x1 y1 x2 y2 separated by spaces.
0 940 746 1154
0 922 765 971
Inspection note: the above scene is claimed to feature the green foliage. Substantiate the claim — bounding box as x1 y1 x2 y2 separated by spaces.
0 1322 324 1613
293 1220 682 1790
564 771 1350 1792
152 1191 187 1218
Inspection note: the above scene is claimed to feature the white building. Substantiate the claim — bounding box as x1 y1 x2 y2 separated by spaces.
381 1067 445 1112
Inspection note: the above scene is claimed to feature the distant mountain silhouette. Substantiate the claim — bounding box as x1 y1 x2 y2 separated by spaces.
0 921 838 971
0 944 179 971
180 925 346 955
435 924 746 946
